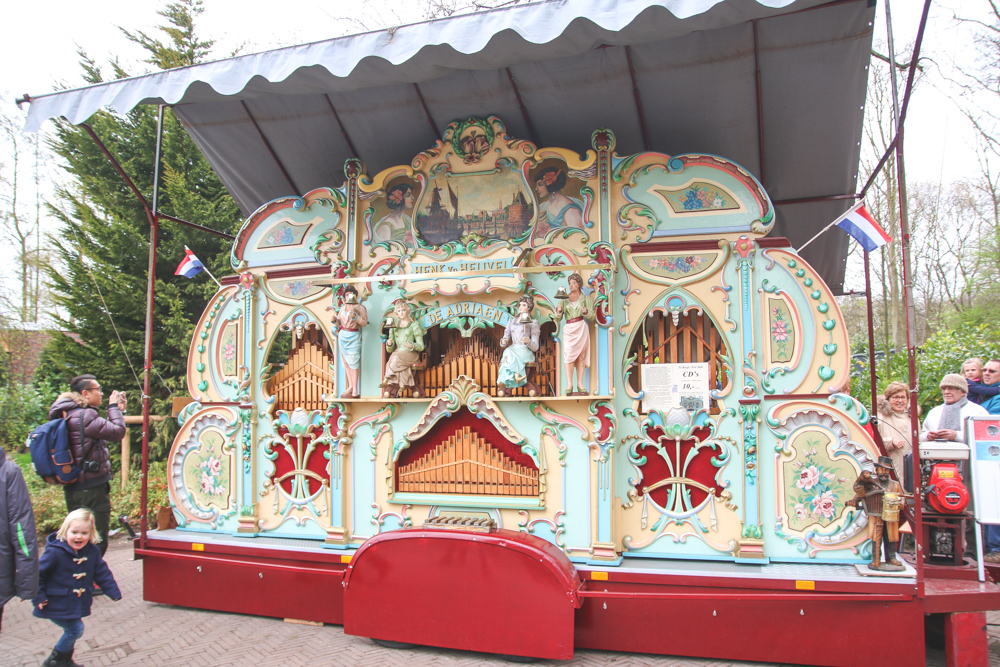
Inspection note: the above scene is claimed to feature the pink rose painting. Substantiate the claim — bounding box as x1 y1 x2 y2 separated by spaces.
796 466 820 491
786 437 851 531
811 491 837 519
198 455 226 497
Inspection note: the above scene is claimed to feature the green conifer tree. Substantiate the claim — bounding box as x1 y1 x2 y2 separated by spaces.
39 0 241 459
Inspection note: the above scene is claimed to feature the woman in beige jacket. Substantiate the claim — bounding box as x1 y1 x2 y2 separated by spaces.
877 381 913 481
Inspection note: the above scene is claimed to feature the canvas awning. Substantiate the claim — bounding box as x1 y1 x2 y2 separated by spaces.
23 0 875 293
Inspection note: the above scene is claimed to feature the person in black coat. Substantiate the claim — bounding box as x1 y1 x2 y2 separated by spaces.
0 446 38 634
47 374 127 557
33 508 121 667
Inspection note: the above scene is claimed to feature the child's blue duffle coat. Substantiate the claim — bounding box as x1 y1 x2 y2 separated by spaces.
32 533 121 620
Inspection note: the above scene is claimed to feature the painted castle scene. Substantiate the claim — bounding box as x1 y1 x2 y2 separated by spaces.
415 166 534 245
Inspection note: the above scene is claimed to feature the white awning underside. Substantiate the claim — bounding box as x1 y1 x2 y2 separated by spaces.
24 0 876 293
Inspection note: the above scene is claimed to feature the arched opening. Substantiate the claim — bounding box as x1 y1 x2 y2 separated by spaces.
627 309 730 413
264 327 335 412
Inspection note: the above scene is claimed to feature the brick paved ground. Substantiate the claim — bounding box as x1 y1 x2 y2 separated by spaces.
2 537 999 667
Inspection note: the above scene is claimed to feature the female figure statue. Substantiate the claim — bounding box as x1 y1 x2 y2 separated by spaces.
381 300 426 398
497 295 541 395
555 272 593 396
374 183 416 245
534 167 584 230
333 286 367 398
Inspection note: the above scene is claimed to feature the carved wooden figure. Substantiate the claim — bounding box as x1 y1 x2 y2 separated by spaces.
555 272 593 396
334 286 367 398
382 300 427 398
497 295 541 397
850 457 906 572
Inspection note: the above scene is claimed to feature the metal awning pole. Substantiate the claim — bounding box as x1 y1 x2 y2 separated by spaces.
887 0 932 596
139 104 165 551
863 251 888 455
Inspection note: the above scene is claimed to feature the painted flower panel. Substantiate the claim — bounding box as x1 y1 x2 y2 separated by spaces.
769 300 795 364
259 221 309 248
639 254 714 280
220 324 238 377
183 430 231 511
783 432 853 532
658 182 739 213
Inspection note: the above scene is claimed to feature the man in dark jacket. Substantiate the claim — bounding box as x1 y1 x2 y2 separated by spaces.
1 445 38 633
48 374 127 556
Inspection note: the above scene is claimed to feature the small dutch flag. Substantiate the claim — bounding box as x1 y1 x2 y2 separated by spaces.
175 246 205 279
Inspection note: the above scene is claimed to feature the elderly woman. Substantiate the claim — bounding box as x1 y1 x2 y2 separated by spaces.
497 295 541 390
555 272 594 395
877 381 913 481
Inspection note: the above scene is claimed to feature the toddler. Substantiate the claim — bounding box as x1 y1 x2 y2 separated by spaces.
964 357 999 405
33 509 121 667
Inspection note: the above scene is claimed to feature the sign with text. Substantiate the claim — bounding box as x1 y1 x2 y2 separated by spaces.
419 301 511 329
401 247 523 296
640 363 710 414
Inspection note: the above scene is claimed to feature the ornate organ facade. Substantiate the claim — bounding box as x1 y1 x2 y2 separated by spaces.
168 117 879 565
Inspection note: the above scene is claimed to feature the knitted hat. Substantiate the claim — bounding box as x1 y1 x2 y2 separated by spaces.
939 373 968 393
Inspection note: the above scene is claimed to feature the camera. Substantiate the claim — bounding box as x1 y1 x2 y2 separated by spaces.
82 460 100 473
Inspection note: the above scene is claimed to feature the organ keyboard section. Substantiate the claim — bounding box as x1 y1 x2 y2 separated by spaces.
397 425 539 496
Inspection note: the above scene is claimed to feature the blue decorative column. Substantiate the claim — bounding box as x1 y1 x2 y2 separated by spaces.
733 236 765 561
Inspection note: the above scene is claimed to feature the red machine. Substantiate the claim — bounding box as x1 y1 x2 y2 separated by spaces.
926 463 970 514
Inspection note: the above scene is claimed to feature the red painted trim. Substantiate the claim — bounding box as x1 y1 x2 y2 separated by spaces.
577 568 912 596
135 547 346 574
142 537 350 567
220 275 241 285
265 266 333 280
626 240 722 253
578 590 911 602
755 236 792 248
763 393 834 400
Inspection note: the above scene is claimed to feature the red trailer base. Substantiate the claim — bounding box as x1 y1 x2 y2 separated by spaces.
137 530 1000 665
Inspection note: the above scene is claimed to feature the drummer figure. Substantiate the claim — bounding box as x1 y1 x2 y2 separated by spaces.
850 456 908 572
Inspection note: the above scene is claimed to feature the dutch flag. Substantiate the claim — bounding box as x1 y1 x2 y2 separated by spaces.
175 246 205 278
833 201 891 253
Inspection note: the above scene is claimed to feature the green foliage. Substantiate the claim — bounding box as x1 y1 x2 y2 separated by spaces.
113 460 170 527
20 457 169 535
38 1 240 459
849 323 1000 416
0 383 58 453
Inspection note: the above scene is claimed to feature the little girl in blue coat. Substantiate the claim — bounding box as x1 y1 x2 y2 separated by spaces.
33 508 121 667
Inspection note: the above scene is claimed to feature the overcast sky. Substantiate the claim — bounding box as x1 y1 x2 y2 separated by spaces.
0 0 994 303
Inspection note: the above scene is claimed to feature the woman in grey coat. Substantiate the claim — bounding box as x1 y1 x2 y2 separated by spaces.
0 445 38 632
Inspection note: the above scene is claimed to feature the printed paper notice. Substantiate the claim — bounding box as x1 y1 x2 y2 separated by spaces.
641 363 710 414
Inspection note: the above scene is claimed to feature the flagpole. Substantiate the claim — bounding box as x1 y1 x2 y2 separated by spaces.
797 200 864 253
201 265 223 289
